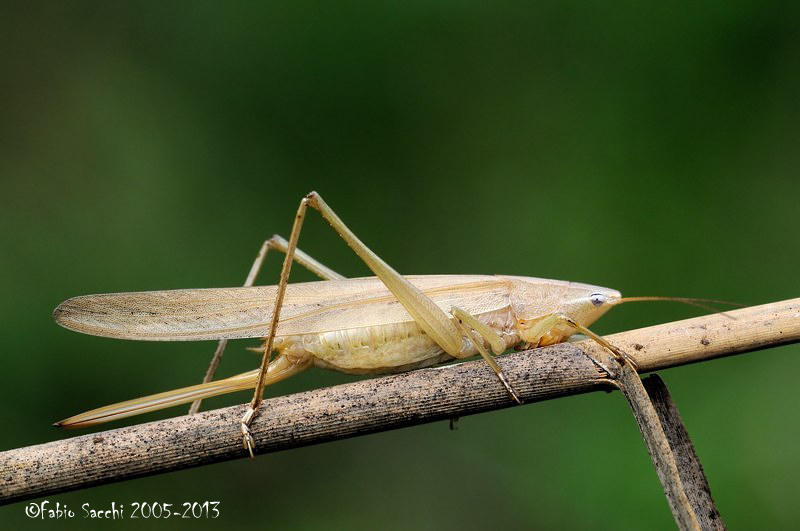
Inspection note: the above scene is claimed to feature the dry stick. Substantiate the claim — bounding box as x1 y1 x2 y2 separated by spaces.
643 375 726 530
614 363 701 530
1 298 798 505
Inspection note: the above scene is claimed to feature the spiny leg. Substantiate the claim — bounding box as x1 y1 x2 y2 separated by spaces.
189 235 344 415
451 307 521 404
527 313 637 375
243 205 315 453
560 315 638 370
242 192 479 454
241 353 313 458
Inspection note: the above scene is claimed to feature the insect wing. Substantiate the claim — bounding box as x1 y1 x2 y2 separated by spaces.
54 275 513 341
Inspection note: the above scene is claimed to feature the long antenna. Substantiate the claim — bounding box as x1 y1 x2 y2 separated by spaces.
611 296 744 319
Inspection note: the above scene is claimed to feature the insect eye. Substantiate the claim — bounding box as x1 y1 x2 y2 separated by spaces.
589 293 606 307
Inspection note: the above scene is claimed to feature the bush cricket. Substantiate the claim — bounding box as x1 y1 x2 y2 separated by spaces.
53 192 727 457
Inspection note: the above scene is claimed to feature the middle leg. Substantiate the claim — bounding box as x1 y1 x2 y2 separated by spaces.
450 307 522 404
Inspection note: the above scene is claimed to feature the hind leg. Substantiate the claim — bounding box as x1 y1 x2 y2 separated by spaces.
189 234 344 415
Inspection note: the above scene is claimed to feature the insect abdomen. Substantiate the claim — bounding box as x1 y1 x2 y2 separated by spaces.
292 307 519 374
299 321 445 373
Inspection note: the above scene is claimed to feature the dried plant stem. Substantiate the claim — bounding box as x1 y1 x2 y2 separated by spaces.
615 364 700 530
643 375 725 530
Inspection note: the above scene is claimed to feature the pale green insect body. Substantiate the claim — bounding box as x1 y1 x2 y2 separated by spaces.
54 274 619 427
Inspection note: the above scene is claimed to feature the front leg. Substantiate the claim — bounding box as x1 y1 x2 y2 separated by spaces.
523 313 637 376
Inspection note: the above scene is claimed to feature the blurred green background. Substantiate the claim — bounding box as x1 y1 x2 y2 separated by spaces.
1 1 799 529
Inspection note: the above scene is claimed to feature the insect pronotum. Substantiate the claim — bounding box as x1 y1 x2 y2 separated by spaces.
53 192 725 457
